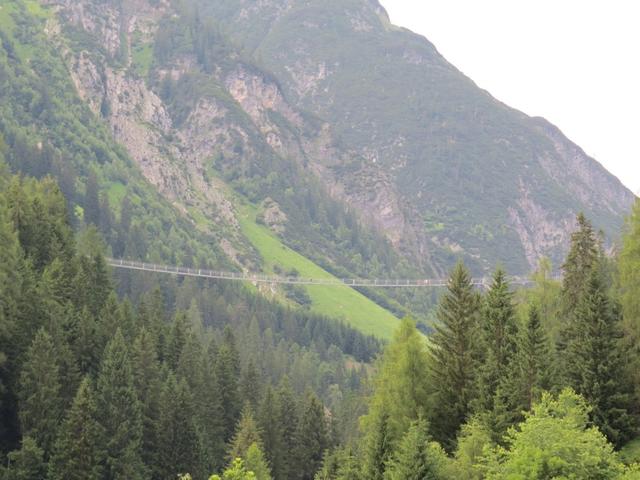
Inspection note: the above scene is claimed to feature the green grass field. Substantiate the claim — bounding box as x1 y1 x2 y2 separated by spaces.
237 202 400 340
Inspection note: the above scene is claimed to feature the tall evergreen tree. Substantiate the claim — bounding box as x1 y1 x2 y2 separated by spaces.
257 386 284 479
277 378 299 480
5 436 46 480
156 373 200 480
229 404 264 462
244 442 272 480
130 328 162 476
428 261 480 449
561 213 601 314
294 392 329 480
565 271 635 447
216 326 241 443
241 358 262 410
361 410 392 480
383 418 439 480
96 329 145 480
18 328 63 457
515 305 550 411
48 377 103 480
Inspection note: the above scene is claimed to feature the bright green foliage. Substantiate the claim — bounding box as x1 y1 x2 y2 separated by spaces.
361 410 392 480
429 262 480 449
229 404 263 461
18 328 62 456
451 417 493 480
295 392 329 480
618 199 640 403
48 377 103 480
244 442 272 480
362 318 431 448
484 389 626 479
156 373 200 479
334 448 362 480
5 436 46 480
96 329 145 480
210 458 257 480
383 418 440 480
565 271 635 447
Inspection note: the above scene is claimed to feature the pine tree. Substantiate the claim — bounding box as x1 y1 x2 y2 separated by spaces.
229 403 264 461
217 326 241 443
383 418 439 480
295 392 329 480
5 436 46 480
565 271 635 447
335 448 361 480
167 311 190 371
18 328 63 457
96 329 145 480
199 341 226 472
428 261 480 450
361 410 392 480
48 377 103 480
241 358 262 410
72 307 101 376
156 373 200 479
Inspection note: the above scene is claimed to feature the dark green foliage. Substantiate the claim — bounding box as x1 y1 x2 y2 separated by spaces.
156 373 200 479
515 306 550 411
428 262 480 450
257 386 283 478
294 392 329 480
48 378 103 480
565 271 636 447
96 329 145 480
216 326 242 443
18 328 62 457
229 404 263 461
475 268 519 439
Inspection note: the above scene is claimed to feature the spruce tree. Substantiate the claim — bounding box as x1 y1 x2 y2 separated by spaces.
361 410 392 480
566 271 635 447
156 373 200 479
475 269 518 428
294 392 329 480
383 418 439 480
6 436 46 480
277 377 299 480
96 329 145 480
131 328 162 476
18 328 63 457
257 385 284 479
48 377 103 480
515 305 550 410
229 403 264 461
216 326 241 442
428 261 480 450
241 358 262 410
200 341 226 472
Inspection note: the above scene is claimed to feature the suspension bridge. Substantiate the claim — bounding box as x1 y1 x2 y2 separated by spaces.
106 258 547 288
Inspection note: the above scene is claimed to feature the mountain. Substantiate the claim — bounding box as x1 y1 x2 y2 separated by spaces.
0 0 634 332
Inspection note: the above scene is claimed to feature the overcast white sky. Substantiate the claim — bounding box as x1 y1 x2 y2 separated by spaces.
380 0 640 194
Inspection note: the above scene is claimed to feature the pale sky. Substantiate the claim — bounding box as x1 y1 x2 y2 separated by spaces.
380 0 640 194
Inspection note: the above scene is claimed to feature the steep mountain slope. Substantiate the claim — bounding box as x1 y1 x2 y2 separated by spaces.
1 0 635 323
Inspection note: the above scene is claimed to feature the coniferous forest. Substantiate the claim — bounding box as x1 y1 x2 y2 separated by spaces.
2 168 640 479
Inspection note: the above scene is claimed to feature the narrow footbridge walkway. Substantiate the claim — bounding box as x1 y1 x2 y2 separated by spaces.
106 258 544 288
